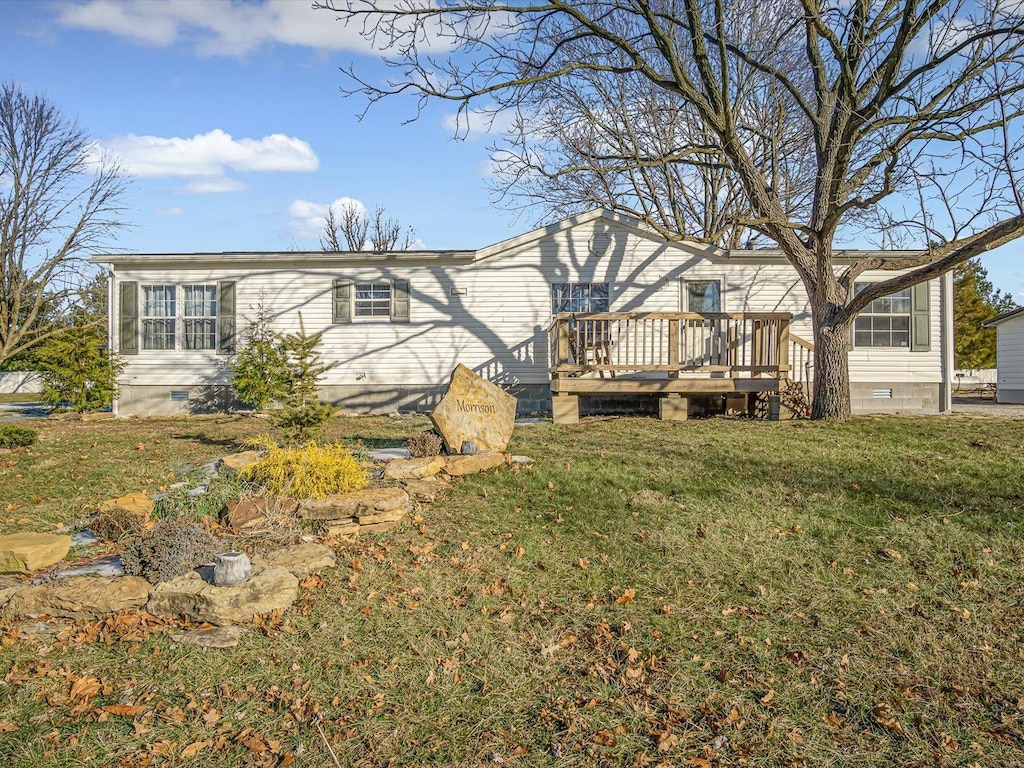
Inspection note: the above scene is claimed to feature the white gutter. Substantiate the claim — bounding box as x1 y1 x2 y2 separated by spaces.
940 270 954 412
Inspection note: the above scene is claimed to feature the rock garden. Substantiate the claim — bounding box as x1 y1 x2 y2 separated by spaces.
0 366 531 647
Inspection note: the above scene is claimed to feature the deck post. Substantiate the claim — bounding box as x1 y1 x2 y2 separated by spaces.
556 318 570 366
667 318 680 378
552 394 580 424
659 394 689 421
778 319 791 378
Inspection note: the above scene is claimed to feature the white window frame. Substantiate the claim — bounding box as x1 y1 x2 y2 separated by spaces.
853 283 911 348
354 282 392 318
182 284 218 350
550 282 610 316
141 284 177 351
140 284 219 351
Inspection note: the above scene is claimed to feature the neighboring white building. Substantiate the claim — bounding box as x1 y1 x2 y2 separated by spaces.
94 209 954 417
984 306 1024 404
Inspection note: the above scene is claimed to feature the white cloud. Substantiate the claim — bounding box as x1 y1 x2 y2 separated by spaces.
288 196 367 240
153 206 185 217
54 0 451 57
442 105 517 141
182 177 248 194
98 129 318 178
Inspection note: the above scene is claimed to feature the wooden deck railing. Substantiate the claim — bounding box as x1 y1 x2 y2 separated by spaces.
549 312 794 378
789 333 814 393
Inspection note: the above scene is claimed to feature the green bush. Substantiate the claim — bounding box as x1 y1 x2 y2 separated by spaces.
0 424 37 448
35 322 125 412
239 438 367 499
228 296 289 410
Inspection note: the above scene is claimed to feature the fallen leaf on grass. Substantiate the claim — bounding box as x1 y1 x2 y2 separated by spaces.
615 588 636 605
0 722 17 732
100 705 147 718
180 740 213 759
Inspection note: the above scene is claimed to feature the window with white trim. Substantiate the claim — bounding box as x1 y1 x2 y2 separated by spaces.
183 285 218 350
354 282 392 317
142 285 176 350
550 282 610 315
683 280 722 313
854 283 911 348
141 284 219 351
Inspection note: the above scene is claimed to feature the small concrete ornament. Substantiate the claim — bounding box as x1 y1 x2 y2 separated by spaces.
213 552 252 587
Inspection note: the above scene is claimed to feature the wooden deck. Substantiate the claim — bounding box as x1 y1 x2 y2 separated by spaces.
548 312 810 422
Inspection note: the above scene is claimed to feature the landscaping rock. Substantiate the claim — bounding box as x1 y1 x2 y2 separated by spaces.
430 364 517 453
402 477 449 503
221 499 265 529
383 456 445 481
298 487 412 521
443 452 507 477
97 492 155 518
356 507 408 526
147 566 299 626
359 521 403 534
213 552 252 586
218 450 265 474
252 543 336 580
325 521 360 538
0 532 72 574
508 455 535 466
4 575 151 620
170 626 247 648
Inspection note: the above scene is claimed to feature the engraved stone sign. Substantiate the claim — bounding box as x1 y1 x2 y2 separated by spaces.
430 364 517 453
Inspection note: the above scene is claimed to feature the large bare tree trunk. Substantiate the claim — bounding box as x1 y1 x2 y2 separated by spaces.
810 302 853 421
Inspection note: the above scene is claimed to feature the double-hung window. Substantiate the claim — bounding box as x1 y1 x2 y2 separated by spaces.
142 285 177 350
853 284 911 348
550 282 610 315
183 285 218 350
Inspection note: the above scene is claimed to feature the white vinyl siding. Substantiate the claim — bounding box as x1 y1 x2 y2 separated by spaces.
109 217 945 392
995 314 1024 401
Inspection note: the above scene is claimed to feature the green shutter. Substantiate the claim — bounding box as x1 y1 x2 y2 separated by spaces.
333 279 351 324
217 281 236 355
119 281 138 355
391 280 410 323
911 280 931 352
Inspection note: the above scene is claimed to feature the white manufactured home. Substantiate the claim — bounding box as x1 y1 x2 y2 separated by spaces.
984 306 1024 404
95 209 954 420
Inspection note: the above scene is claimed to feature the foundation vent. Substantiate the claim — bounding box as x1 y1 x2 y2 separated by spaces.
872 388 893 399
169 391 190 402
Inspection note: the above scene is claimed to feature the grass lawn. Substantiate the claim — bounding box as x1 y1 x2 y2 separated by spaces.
1 413 1023 767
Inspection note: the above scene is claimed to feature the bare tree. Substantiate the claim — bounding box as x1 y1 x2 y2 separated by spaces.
0 82 126 367
320 201 416 251
317 0 1024 419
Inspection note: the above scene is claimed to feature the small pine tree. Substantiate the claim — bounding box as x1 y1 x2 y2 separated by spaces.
275 314 337 443
954 259 1018 369
35 321 125 412
228 296 289 410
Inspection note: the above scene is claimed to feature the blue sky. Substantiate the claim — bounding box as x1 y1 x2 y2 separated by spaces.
2 0 1022 301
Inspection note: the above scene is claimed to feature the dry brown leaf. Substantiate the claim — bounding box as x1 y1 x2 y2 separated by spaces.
615 588 636 605
69 675 102 703
0 722 17 732
100 705 147 718
180 740 213 759
592 729 616 746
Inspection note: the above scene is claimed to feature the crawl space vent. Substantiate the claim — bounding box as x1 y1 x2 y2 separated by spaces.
169 391 190 402
872 388 893 399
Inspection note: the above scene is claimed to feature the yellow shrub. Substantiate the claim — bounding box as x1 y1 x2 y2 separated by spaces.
239 440 368 499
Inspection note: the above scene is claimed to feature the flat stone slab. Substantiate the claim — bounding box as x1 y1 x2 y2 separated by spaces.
430 364 517 453
383 456 445 481
0 532 72 574
147 566 298 626
252 543 336 580
4 575 151 620
97 493 155 518
218 450 265 474
367 447 411 461
45 555 123 580
298 487 412 521
170 626 247 648
443 452 507 477
402 477 449 503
